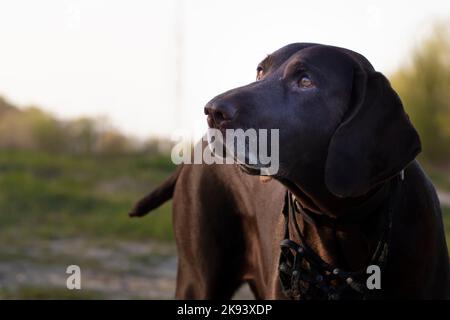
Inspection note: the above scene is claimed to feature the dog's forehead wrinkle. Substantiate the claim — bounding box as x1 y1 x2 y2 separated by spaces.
286 59 310 72
290 45 374 74
279 48 361 84
261 43 320 74
259 43 375 82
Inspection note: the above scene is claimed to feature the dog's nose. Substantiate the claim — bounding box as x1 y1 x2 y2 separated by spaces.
204 100 237 128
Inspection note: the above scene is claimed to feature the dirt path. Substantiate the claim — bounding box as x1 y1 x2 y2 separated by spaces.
0 238 252 299
0 239 176 299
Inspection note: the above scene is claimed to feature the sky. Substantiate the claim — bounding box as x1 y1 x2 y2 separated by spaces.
0 0 449 140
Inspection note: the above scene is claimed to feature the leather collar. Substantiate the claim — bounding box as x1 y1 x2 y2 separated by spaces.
292 180 391 227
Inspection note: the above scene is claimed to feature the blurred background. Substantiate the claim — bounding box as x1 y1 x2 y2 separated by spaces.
0 0 449 299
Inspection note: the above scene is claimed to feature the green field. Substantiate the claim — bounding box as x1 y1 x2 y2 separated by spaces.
0 150 178 299
0 151 175 244
0 150 449 252
0 150 448 299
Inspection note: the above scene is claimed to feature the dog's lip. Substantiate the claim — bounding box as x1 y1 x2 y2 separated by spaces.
238 164 262 175
204 120 270 176
236 158 268 175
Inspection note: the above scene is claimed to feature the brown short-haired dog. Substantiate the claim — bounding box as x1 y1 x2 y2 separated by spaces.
130 43 450 299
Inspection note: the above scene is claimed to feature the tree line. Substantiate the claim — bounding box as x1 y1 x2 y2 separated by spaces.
0 22 449 164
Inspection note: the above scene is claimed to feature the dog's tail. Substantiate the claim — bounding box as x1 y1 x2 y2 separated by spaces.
128 165 182 217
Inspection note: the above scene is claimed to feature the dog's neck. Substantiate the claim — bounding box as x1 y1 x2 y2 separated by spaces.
277 156 390 217
277 168 393 270
291 182 386 217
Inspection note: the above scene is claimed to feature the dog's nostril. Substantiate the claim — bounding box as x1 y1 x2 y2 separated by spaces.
205 101 236 121
206 109 226 127
212 109 226 122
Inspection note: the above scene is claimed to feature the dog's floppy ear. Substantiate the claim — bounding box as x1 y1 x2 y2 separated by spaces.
325 68 421 198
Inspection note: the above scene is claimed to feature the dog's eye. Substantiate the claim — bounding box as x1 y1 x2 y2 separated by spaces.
298 75 313 88
256 67 264 81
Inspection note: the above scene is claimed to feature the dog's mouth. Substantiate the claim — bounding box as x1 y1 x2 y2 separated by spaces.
206 128 271 176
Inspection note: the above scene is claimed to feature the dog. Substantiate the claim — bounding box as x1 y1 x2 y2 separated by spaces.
130 43 450 299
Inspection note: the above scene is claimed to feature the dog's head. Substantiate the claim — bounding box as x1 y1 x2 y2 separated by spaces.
204 43 421 198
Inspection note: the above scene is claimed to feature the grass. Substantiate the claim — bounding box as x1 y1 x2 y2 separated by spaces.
0 150 175 243
1 151 447 245
0 286 106 299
